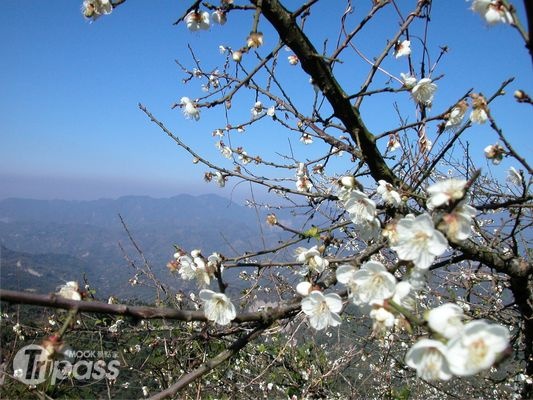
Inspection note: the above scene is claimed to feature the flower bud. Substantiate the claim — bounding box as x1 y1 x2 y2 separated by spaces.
266 214 278 226
232 50 243 62
247 32 264 48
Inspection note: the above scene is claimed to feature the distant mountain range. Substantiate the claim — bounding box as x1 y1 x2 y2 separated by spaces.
0 194 292 300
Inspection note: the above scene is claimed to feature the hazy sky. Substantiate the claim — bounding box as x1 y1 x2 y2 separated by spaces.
1 1 531 200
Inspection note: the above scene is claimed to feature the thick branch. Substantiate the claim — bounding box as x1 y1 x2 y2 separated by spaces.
521 0 533 63
253 0 400 186
450 240 532 278
0 289 300 324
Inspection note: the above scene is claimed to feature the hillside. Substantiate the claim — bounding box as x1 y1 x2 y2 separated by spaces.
0 194 288 299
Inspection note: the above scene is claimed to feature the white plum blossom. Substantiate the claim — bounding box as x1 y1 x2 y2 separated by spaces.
178 255 211 287
484 143 505 164
332 146 344 157
266 105 276 117
216 141 233 159
342 190 377 224
426 178 467 210
247 32 264 48
300 133 313 144
296 175 313 192
400 73 417 89
232 50 243 62
185 11 210 31
391 281 414 310
207 252 223 269
391 213 448 270
411 78 437 107
58 281 82 301
348 261 397 305
377 180 401 207
470 107 488 124
82 0 112 20
300 291 342 330
211 10 227 25
215 171 226 188
251 101 264 118
335 264 359 302
369 307 395 333
405 339 453 381
295 162 313 192
353 217 381 243
470 93 489 124
408 267 428 290
446 320 510 376
427 303 465 339
296 281 312 296
507 166 522 186
444 100 468 130
440 202 476 242
238 150 252 165
296 162 306 177
208 72 220 89
387 134 401 152
338 176 360 191
180 97 200 121
472 0 513 25
394 40 411 58
199 289 236 325
296 245 329 274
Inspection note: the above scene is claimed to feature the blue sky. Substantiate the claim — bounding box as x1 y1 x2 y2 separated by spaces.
0 1 531 200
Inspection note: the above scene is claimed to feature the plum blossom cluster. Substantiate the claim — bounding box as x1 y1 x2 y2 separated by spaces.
168 249 223 288
295 162 313 193
168 249 234 325
184 8 227 31
387 179 477 274
427 179 476 243
437 94 487 132
298 255 415 332
406 303 510 380
336 261 397 306
204 170 227 187
337 177 383 242
336 260 414 333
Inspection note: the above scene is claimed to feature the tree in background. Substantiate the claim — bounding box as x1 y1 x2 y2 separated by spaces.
1 1 532 399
